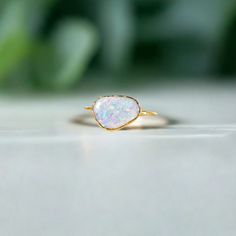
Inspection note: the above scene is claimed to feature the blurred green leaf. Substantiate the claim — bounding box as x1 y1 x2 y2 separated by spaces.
0 1 30 81
97 0 134 71
35 19 99 89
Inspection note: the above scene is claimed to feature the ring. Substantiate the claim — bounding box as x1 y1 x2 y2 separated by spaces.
84 95 158 131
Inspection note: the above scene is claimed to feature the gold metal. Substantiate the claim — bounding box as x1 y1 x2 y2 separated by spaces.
84 95 158 131
140 111 158 116
84 106 93 110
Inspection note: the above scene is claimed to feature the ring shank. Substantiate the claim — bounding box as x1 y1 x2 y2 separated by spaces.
139 110 158 116
84 106 93 110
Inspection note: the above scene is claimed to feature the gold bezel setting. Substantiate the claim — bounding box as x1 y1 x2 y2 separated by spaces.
84 95 157 131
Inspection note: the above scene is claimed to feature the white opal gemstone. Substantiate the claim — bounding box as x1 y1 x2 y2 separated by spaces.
93 96 140 129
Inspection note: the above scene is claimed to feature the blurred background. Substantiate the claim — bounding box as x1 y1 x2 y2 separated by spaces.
0 0 236 91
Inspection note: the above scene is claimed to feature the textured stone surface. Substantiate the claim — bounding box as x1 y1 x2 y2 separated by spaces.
93 96 140 129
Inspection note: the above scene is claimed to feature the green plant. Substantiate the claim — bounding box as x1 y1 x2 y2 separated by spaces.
0 0 98 90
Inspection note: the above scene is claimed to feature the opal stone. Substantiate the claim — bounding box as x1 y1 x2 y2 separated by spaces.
93 96 140 129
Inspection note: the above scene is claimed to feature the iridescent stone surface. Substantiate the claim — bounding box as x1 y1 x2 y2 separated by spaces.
93 96 140 129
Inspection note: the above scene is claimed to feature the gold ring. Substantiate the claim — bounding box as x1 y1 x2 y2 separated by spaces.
84 95 157 131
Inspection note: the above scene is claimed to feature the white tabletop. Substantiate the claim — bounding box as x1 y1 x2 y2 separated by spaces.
0 83 235 236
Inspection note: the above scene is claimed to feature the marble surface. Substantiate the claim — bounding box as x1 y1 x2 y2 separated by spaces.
0 83 236 236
